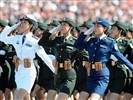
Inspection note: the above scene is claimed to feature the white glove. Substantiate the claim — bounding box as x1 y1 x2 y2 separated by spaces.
84 26 94 35
49 25 61 34
0 50 6 55
10 21 21 31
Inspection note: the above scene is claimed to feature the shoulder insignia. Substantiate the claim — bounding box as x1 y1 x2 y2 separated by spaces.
16 34 22 35
25 43 32 47
32 35 39 40
108 37 114 41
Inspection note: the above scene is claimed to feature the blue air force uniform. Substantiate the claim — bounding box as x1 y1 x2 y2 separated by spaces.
74 33 133 96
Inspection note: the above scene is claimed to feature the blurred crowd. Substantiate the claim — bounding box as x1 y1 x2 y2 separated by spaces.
0 0 133 24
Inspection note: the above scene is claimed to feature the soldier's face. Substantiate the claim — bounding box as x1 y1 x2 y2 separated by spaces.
126 32 132 39
110 26 119 38
60 22 72 36
34 28 44 38
94 24 106 37
17 20 32 34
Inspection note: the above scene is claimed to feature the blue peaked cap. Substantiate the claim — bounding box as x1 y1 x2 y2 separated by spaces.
93 18 110 28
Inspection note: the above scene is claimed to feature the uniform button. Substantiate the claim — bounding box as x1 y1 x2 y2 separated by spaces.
95 48 97 50
61 49 63 51
93 55 95 57
60 55 62 58
49 50 51 52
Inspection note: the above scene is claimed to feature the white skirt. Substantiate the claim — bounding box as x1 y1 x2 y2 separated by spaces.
15 64 36 93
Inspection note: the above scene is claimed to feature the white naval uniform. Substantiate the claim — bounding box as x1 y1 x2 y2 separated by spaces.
0 23 55 93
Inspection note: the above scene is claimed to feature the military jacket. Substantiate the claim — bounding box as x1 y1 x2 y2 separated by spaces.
38 32 77 63
74 33 133 76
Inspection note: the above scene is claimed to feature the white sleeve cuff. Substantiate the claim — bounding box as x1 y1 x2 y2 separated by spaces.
49 25 61 34
84 26 94 35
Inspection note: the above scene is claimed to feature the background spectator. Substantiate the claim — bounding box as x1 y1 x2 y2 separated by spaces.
0 0 133 24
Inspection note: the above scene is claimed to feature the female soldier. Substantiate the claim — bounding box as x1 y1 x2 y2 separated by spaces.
107 21 132 100
0 15 55 100
0 19 9 100
74 18 133 100
72 21 94 100
38 17 77 100
31 22 56 100
122 25 133 100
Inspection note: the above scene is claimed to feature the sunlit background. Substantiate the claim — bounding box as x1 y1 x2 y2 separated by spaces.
0 0 133 24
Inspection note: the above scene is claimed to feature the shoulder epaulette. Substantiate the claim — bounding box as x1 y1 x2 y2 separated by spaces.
16 34 22 35
32 35 39 40
108 37 114 41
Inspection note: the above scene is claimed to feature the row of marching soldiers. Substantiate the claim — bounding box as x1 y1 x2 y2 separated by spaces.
0 15 133 100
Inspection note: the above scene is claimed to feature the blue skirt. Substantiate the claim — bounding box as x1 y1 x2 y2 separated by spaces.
87 67 110 96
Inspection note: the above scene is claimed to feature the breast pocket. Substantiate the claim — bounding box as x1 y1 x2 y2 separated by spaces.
25 43 32 48
98 45 109 54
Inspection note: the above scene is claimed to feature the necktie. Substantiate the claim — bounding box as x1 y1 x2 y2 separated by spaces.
95 37 100 44
22 35 26 44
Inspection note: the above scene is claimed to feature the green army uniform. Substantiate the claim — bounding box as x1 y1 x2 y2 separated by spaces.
0 41 11 92
108 21 132 94
73 49 89 92
33 22 56 91
0 19 11 92
123 25 133 94
73 21 93 93
5 44 17 90
38 18 77 96
5 21 17 90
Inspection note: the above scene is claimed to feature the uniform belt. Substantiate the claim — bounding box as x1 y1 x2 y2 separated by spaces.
13 56 31 71
52 60 72 75
82 61 106 76
91 63 106 69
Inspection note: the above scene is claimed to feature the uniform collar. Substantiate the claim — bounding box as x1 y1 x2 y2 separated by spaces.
25 32 32 38
99 34 106 40
65 34 72 40
94 34 106 40
116 37 123 41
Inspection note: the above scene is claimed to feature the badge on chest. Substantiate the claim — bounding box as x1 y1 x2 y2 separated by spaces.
100 45 107 48
25 43 32 47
